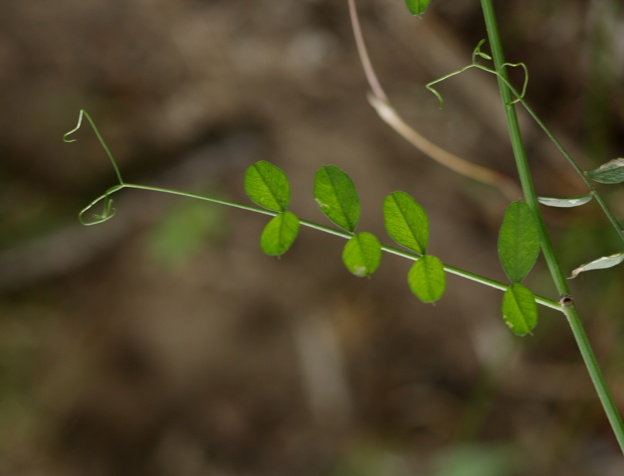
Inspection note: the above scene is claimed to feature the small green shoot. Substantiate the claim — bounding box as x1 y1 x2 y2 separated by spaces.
92 195 116 223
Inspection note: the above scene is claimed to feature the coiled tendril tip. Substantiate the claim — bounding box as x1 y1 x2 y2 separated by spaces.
63 109 86 143
78 186 121 226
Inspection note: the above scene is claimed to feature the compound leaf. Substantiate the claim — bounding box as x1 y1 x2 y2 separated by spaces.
569 251 624 279
314 165 360 232
404 0 431 15
587 158 624 184
407 254 445 303
383 191 429 254
538 194 593 208
502 283 537 336
245 161 290 212
342 232 382 277
260 211 300 256
498 201 541 283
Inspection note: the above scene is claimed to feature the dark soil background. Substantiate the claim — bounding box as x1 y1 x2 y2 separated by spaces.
1 0 624 475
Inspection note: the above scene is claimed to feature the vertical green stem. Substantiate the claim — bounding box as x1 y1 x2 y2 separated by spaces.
481 1 566 292
480 0 624 453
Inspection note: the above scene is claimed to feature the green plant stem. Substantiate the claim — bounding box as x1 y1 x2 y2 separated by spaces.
480 0 624 452
512 97 624 242
484 74 624 242
82 182 561 311
427 56 624 243
71 110 555 307
481 2 567 292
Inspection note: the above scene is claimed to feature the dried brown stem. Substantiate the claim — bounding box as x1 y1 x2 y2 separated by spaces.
347 0 521 200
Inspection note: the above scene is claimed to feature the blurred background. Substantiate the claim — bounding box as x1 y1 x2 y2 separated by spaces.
1 0 624 474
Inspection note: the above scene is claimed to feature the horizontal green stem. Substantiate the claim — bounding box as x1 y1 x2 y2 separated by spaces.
81 182 562 311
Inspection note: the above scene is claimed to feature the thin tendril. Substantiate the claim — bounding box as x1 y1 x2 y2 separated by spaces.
64 109 125 185
78 184 123 226
426 40 624 243
426 64 475 109
501 62 529 105
427 40 529 108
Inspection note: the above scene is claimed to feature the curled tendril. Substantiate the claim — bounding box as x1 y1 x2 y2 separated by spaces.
500 62 529 105
426 39 529 109
64 109 127 225
63 109 85 143
426 64 474 109
472 39 492 62
78 185 123 226
63 109 125 185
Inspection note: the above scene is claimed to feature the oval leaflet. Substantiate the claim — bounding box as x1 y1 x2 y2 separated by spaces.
342 232 382 277
245 161 291 212
497 201 541 283
383 191 429 254
407 254 446 303
260 211 300 256
502 283 538 336
314 165 360 232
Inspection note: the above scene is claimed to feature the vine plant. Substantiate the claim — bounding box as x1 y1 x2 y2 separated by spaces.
66 0 624 453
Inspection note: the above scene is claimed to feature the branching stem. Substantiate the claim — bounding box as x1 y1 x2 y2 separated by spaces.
427 46 624 244
69 109 560 312
66 0 624 457
81 182 561 312
480 0 624 452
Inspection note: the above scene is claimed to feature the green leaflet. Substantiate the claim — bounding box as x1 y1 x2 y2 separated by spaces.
342 232 382 277
569 251 624 279
245 161 290 212
502 283 537 336
407 254 445 303
246 161 299 256
587 158 624 184
538 194 593 208
497 201 541 283
383 191 429 254
260 211 300 256
314 165 360 232
404 0 431 15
